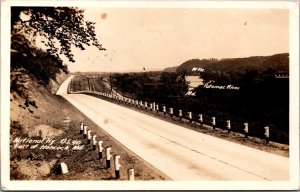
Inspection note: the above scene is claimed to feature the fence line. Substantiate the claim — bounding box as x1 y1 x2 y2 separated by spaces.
57 120 137 180
69 88 273 145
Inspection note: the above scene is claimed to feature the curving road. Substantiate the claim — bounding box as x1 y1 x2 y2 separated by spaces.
57 75 289 180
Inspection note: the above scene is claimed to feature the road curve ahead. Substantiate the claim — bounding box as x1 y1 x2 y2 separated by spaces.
57 75 289 180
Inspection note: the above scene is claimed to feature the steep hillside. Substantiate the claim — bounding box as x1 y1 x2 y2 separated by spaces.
10 71 168 180
163 66 178 72
176 53 289 74
176 58 215 74
10 69 69 130
10 60 168 181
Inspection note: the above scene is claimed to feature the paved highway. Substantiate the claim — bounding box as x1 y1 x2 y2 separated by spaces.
57 75 289 180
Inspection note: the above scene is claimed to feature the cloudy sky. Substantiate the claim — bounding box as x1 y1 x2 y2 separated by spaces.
66 8 289 72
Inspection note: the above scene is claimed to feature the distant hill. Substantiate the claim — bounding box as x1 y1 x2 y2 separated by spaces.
163 66 178 72
176 53 289 74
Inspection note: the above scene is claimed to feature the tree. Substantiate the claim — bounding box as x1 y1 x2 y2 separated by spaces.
10 7 106 108
11 7 105 62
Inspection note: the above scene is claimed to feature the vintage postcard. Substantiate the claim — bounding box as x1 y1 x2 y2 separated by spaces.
1 0 299 190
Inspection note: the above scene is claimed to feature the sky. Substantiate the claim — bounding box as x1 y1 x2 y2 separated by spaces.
65 8 289 72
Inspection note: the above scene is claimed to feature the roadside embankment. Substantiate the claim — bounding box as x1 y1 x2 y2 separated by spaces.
10 72 168 180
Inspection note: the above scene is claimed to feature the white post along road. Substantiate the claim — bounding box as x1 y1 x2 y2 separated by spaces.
57 75 289 180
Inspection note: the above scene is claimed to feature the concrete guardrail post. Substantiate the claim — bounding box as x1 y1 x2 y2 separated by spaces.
199 114 203 126
98 141 103 159
128 168 134 181
92 135 97 151
80 122 83 134
226 120 231 133
163 106 166 115
212 117 216 129
179 110 182 120
114 155 121 179
264 126 270 144
60 162 69 174
188 112 192 123
169 108 173 117
87 130 92 144
244 122 249 138
106 147 112 169
139 101 143 108
83 125 88 139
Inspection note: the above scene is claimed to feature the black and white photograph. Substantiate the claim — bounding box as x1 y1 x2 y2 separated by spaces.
1 0 299 190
